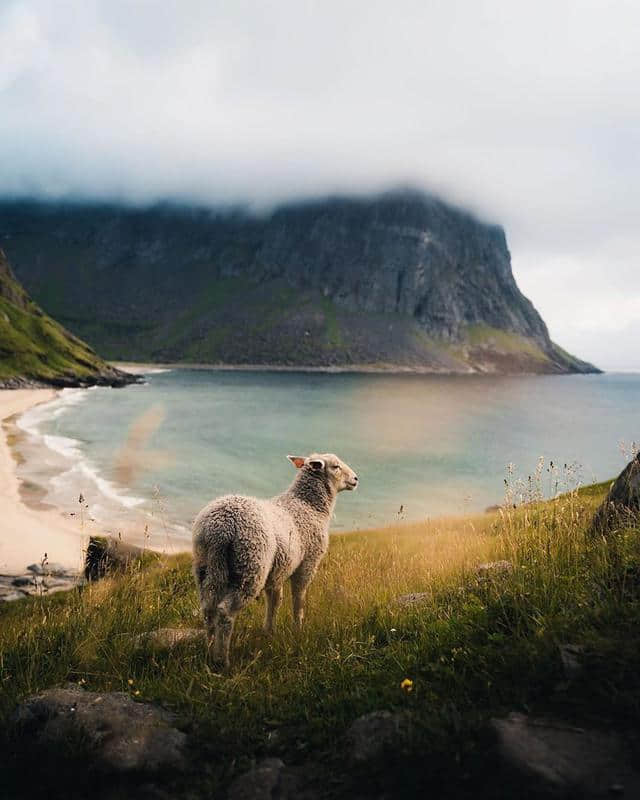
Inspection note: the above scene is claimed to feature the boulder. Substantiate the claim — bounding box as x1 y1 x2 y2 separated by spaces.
12 685 187 773
84 536 156 581
590 453 640 535
491 712 640 797
347 711 411 763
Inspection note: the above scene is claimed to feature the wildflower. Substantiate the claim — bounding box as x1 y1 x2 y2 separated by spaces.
128 678 134 685
390 628 397 633
400 678 413 693
134 690 140 696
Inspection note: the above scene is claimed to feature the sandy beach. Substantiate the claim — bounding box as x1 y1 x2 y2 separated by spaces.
0 390 89 575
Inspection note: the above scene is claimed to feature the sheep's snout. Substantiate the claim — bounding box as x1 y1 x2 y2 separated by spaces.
346 475 359 490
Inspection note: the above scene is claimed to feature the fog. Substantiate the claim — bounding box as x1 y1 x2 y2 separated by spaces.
1 1 639 368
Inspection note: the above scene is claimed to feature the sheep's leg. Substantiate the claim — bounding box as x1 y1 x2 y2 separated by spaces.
264 584 283 634
200 593 221 661
217 587 255 669
217 610 236 670
290 569 313 631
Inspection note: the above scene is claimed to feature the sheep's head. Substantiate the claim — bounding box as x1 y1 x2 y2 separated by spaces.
287 453 359 492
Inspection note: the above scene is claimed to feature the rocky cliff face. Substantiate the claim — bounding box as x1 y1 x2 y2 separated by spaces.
0 191 598 373
0 248 134 388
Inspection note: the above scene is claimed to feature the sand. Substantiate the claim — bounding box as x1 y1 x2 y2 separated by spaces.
0 389 89 575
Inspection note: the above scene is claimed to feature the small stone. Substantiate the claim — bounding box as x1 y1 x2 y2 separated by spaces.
1 591 26 602
11 576 33 587
395 592 429 606
26 562 72 577
348 711 411 763
135 628 205 649
558 644 585 681
228 758 286 800
476 560 514 578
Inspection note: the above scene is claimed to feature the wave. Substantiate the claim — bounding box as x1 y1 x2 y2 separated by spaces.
17 388 146 514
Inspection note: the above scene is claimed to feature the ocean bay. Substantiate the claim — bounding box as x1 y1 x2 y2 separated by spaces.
12 369 639 545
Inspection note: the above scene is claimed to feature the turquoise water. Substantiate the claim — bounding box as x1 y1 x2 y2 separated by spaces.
17 369 640 544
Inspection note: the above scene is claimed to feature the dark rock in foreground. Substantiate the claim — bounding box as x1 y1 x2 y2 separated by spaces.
12 685 187 773
347 710 411 763
228 758 296 800
590 453 640 535
491 712 640 798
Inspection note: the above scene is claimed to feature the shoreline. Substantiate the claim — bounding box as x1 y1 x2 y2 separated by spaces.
113 361 473 375
0 389 191 581
114 361 612 377
0 389 89 575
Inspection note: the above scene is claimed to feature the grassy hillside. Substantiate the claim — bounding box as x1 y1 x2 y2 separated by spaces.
0 249 132 386
1 480 638 797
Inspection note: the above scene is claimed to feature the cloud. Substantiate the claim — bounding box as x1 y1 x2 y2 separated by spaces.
0 0 638 367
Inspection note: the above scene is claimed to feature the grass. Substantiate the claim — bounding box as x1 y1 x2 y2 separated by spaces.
459 324 548 361
1 481 639 798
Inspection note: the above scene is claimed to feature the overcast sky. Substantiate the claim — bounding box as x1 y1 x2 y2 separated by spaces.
1 1 638 369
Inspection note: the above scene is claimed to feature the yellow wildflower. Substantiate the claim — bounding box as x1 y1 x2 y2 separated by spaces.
128 678 134 685
400 678 413 693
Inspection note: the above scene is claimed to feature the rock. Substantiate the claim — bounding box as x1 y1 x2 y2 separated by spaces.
228 758 292 800
590 453 640 535
85 536 156 581
12 685 187 773
395 592 429 606
1 591 27 602
491 712 640 797
11 576 34 587
558 644 585 681
348 711 411 763
476 560 514 579
135 628 205 649
26 562 76 578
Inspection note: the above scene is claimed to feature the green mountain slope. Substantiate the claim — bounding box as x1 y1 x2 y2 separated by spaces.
0 249 134 387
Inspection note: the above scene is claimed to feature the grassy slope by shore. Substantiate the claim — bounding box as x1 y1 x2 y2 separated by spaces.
0 249 132 387
1 478 638 797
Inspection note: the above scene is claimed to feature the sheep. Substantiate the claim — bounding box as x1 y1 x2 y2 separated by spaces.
192 452 358 668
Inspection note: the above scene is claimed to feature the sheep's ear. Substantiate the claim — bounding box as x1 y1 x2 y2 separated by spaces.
287 455 306 469
307 458 325 471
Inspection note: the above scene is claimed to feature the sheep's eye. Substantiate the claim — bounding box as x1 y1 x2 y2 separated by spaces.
332 465 341 472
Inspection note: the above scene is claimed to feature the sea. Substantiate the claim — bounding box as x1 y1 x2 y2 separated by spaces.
13 368 640 549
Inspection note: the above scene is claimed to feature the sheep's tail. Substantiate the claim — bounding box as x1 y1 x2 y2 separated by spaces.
193 535 229 619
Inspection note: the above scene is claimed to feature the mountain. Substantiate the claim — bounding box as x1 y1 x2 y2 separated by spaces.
0 191 598 374
0 248 134 388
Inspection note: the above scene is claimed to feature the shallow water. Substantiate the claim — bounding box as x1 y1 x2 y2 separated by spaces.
14 369 640 546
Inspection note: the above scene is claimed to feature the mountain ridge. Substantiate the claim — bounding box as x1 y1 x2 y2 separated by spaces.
0 190 598 374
